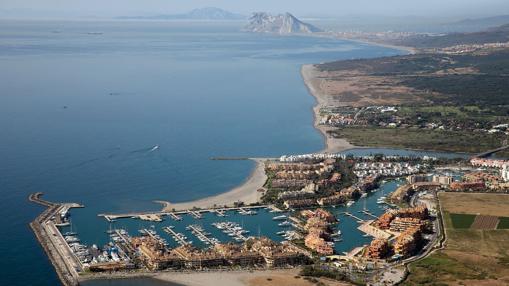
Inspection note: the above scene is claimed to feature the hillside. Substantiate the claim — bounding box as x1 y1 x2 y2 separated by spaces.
244 12 322 35
394 23 509 48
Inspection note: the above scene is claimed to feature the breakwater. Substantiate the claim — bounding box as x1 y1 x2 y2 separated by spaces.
29 193 83 286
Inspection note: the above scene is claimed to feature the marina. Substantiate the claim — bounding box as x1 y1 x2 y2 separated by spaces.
86 179 404 255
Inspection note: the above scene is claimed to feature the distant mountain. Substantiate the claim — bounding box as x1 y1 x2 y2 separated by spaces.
447 15 509 31
119 7 245 21
244 12 322 35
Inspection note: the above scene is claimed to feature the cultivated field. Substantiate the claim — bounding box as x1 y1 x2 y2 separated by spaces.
439 192 509 217
403 192 509 286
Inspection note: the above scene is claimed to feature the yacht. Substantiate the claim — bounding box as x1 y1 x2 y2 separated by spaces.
278 221 292 227
346 201 355 207
272 215 287 220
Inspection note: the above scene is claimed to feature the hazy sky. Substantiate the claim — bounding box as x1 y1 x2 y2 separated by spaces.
1 0 509 19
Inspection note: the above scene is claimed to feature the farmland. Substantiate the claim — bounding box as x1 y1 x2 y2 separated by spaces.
403 192 509 285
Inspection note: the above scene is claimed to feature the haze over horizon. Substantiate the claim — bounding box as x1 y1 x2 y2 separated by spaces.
1 0 509 20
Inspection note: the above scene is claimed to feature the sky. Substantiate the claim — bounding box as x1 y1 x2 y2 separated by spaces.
1 0 509 19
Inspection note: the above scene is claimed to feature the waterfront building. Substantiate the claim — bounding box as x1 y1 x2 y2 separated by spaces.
278 183 317 200
213 243 263 266
432 175 454 185
248 237 304 267
284 198 317 208
317 193 347 206
304 232 334 255
271 179 312 188
172 245 224 269
131 236 182 270
450 181 486 191
503 165 509 182
407 175 428 184
389 217 425 233
301 208 337 223
376 212 396 229
464 172 501 186
393 227 422 257
366 239 390 259
397 205 429 220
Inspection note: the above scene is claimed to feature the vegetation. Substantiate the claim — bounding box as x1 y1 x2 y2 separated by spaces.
497 217 509 229
402 252 487 285
448 213 476 229
330 127 506 154
300 265 347 281
394 23 509 48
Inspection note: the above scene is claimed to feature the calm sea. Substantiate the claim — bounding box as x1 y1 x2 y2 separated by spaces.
0 20 407 285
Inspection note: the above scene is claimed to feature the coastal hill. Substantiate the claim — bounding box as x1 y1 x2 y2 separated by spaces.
393 22 509 48
244 12 322 35
118 7 245 20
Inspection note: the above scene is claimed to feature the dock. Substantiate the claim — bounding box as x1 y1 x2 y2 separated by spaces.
98 205 266 222
28 193 83 286
169 213 183 221
162 226 189 246
342 212 365 223
189 211 203 219
361 210 378 219
214 209 227 217
187 225 218 245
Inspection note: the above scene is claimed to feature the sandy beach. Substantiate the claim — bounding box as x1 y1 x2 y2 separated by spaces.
301 64 357 154
160 158 268 211
156 62 358 213
155 269 352 286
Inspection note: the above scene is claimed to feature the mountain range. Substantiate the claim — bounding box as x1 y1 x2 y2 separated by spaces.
119 7 245 21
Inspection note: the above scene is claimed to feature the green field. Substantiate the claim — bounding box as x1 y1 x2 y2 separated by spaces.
449 213 476 229
497 217 509 229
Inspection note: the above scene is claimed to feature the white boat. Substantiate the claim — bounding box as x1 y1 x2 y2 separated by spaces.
361 193 367 198
272 215 287 220
346 201 355 207
278 221 292 227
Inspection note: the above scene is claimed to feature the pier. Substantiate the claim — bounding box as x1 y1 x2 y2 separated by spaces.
214 209 226 217
342 212 365 223
361 210 378 219
98 205 266 222
162 226 189 246
189 210 203 219
169 213 183 221
28 193 83 286
187 225 218 245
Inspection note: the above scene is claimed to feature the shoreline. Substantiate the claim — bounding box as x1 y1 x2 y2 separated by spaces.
160 158 268 212
154 268 352 286
301 64 357 154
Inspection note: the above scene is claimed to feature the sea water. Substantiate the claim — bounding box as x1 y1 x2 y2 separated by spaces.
0 20 441 285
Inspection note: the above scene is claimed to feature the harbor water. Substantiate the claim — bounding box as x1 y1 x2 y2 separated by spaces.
0 20 464 285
